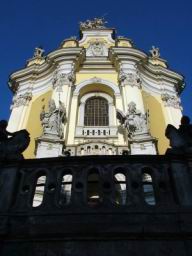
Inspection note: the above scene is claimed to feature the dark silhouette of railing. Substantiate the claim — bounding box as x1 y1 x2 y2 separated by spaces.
0 154 192 255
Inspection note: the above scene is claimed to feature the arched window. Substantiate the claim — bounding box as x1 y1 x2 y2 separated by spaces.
59 173 73 205
142 172 156 205
114 172 126 205
87 169 101 206
32 175 46 207
84 97 109 126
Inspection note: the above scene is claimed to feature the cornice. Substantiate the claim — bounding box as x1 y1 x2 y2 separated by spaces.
109 46 184 94
109 47 147 64
9 48 86 92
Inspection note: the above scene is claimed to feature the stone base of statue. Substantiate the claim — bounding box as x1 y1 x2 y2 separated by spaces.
129 132 157 155
35 136 65 158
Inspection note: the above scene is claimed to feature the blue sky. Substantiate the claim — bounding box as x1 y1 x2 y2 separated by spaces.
0 0 191 121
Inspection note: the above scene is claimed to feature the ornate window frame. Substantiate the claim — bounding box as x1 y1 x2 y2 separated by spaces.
78 92 114 127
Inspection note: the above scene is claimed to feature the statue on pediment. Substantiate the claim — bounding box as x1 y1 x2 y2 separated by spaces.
150 46 160 58
33 47 44 58
80 17 107 30
117 102 148 137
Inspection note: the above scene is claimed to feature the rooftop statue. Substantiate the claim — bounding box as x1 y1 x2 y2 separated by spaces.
0 120 30 160
33 46 44 58
117 102 148 138
40 99 66 138
80 17 107 30
150 46 160 58
165 116 192 154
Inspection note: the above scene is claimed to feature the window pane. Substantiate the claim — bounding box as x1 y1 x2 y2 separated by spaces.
84 97 109 126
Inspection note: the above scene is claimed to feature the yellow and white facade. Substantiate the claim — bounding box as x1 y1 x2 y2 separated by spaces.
8 19 184 158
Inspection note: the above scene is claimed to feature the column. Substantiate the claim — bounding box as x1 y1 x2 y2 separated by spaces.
67 93 79 145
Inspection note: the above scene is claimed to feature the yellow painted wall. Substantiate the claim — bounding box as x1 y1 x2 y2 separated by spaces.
76 73 118 85
142 91 169 154
23 90 52 158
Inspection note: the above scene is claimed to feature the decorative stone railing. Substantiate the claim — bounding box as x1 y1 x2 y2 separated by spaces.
75 126 118 137
1 154 192 213
0 154 192 251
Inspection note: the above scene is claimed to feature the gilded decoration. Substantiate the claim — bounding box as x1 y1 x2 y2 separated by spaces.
80 17 107 30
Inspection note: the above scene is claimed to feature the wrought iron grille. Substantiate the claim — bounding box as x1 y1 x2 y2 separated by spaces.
84 97 109 126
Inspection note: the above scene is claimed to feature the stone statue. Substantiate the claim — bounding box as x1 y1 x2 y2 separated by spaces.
165 116 192 153
0 120 30 160
40 99 66 138
80 17 107 30
117 102 148 137
150 46 160 58
33 47 44 58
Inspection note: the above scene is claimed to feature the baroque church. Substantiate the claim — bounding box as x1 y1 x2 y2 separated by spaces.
8 18 184 158
2 19 192 256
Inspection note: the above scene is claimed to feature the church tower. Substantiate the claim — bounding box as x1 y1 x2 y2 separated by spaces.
8 18 184 158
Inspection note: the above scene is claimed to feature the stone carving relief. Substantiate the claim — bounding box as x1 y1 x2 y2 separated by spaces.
118 69 141 88
117 102 148 137
10 92 32 110
52 68 75 89
86 39 108 57
161 93 182 109
91 76 102 84
40 99 66 138
80 17 107 30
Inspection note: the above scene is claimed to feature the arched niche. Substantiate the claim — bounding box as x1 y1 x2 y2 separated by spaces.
77 92 115 127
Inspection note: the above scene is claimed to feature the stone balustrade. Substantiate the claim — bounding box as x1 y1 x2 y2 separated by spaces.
75 126 118 137
0 154 192 255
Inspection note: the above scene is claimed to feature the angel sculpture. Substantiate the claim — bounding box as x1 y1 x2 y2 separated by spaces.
116 102 148 137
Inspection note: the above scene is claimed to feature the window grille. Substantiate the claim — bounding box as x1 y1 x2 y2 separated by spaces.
84 97 109 126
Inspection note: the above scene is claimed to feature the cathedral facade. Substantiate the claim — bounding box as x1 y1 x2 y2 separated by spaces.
8 18 184 158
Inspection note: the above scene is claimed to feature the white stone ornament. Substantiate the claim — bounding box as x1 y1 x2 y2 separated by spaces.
52 69 75 89
10 92 32 110
91 77 102 84
40 99 66 138
161 93 182 109
117 102 148 137
150 46 160 58
86 40 108 57
118 69 141 88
